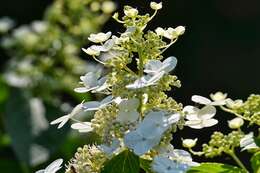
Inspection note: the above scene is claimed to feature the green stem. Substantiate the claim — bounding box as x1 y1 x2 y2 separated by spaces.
138 47 144 117
220 106 250 121
227 150 248 172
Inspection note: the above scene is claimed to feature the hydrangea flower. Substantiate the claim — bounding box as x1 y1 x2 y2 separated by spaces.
84 38 115 56
83 95 113 111
74 72 108 93
70 122 93 133
152 156 190 173
0 17 15 33
138 111 180 137
88 31 112 43
124 111 180 155
126 71 164 89
184 105 218 129
191 95 226 106
50 102 84 129
144 56 177 75
124 129 161 156
116 98 140 123
240 132 259 151
35 158 63 173
99 138 120 156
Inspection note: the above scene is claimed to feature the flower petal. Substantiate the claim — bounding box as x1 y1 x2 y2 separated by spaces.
191 95 211 105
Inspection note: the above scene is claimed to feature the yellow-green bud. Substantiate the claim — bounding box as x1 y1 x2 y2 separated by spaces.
182 138 197 148
150 2 162 10
228 117 244 129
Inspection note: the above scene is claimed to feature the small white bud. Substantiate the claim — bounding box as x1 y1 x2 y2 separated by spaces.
124 7 138 17
155 27 165 36
150 2 162 10
175 26 185 36
210 92 227 101
226 99 243 109
228 117 244 129
182 138 197 148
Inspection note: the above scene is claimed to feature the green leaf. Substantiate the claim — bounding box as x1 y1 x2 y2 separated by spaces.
187 163 246 173
251 152 260 173
254 136 260 147
3 88 69 166
140 158 152 173
101 150 140 173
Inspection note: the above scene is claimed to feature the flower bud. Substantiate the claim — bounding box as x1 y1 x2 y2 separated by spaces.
150 2 162 10
124 7 138 17
155 27 165 36
228 117 244 129
210 91 227 101
226 99 243 109
182 138 197 148
175 26 185 36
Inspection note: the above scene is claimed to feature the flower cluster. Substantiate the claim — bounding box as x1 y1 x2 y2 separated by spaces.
37 2 260 173
1 0 116 104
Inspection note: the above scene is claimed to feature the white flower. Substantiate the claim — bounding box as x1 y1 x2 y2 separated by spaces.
152 156 190 173
101 1 116 14
50 103 83 129
226 99 243 109
210 91 227 101
144 56 177 75
191 95 226 106
88 31 112 43
99 138 120 156
164 27 178 40
182 138 198 148
116 98 140 123
240 132 259 151
83 95 113 111
74 72 108 93
82 47 100 56
71 122 93 133
175 26 185 36
124 129 161 156
155 27 165 36
184 105 218 129
35 158 63 173
150 2 162 10
31 21 48 33
228 117 244 129
126 71 164 89
0 17 15 33
162 26 185 40
124 7 138 17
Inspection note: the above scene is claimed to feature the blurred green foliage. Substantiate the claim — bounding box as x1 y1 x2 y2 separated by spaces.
0 0 116 171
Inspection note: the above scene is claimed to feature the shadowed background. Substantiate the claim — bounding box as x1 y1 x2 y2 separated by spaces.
0 0 259 172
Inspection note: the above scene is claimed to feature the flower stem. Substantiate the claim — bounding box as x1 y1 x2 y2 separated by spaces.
227 150 248 172
137 47 144 117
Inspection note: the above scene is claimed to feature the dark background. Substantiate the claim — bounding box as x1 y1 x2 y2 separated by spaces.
0 0 259 171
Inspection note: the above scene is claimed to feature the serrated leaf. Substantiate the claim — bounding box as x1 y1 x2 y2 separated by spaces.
3 88 69 166
101 150 140 173
187 163 246 173
251 152 260 173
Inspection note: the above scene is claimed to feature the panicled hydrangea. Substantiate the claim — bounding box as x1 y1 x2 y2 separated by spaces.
65 145 107 173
